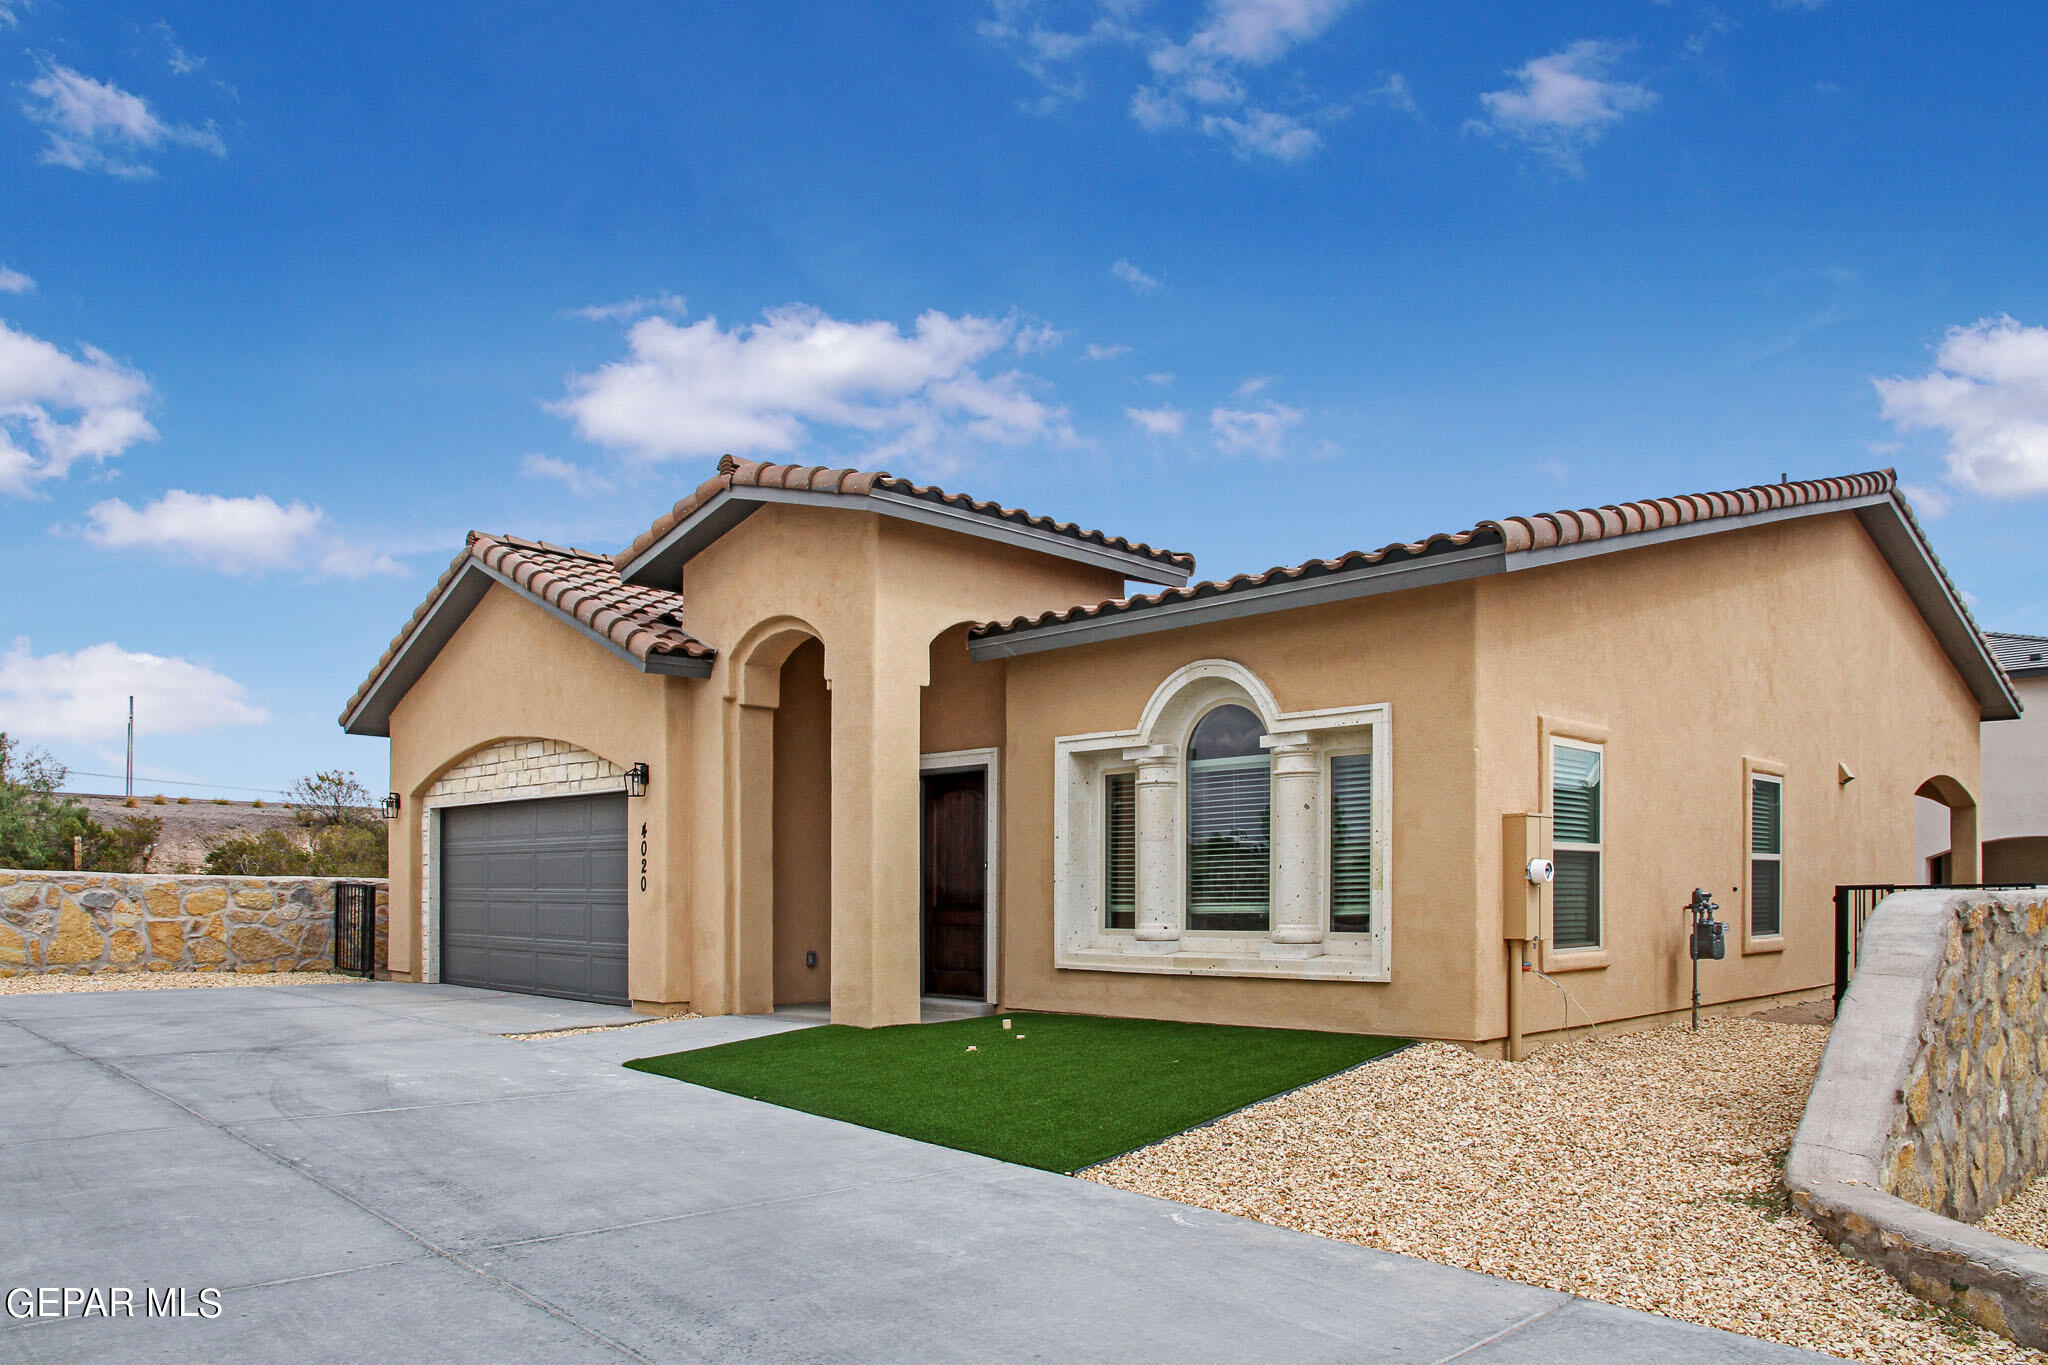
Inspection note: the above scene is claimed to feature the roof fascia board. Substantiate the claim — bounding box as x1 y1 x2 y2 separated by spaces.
342 559 711 737
1852 501 2021 721
341 563 492 737
1502 493 1894 571
966 542 1504 660
618 484 1192 588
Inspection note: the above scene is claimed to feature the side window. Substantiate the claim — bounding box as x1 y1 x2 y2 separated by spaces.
1104 770 1136 930
1550 739 1603 950
1329 752 1373 934
1751 774 1782 937
1185 705 1271 932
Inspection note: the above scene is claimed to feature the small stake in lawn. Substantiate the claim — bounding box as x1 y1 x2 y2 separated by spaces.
1685 887 1727 1031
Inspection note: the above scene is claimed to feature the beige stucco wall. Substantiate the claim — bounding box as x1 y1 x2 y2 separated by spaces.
1472 510 1982 1044
998 578 1483 1038
995 511 1981 1046
923 622 1006 756
384 583 693 1010
772 639 832 1005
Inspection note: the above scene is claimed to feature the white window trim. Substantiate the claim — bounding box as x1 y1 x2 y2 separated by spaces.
1052 658 1391 983
920 747 1001 1005
1548 735 1605 954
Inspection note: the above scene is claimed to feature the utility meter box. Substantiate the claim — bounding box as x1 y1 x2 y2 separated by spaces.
1691 920 1727 961
1501 813 1545 941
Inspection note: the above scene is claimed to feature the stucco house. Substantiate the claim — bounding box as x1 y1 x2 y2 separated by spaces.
1918 631 2048 885
341 460 2016 1052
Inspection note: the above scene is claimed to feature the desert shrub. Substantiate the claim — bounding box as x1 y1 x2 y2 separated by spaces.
80 815 162 873
203 829 314 876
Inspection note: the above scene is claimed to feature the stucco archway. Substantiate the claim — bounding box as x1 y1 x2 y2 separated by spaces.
1916 774 1981 884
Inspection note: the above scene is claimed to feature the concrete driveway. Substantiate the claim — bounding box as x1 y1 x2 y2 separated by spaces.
0 982 1824 1364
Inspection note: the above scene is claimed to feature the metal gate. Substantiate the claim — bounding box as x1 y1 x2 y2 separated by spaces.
1833 883 2032 1005
334 882 378 977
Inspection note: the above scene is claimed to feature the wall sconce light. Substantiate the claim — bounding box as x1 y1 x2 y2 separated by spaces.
627 763 650 798
381 793 401 820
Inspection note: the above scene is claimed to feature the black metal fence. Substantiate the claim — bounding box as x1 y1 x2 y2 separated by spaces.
1833 883 2034 1006
333 882 378 978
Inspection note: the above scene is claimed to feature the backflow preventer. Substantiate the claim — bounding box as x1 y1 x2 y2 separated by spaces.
1685 887 1726 1031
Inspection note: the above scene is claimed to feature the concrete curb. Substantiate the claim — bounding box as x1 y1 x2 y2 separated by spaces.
1788 888 2048 1345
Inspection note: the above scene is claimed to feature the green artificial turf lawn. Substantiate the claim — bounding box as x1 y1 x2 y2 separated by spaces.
625 1013 1407 1173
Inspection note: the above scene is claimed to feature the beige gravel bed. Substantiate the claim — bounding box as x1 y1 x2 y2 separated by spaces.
1085 1017 2040 1363
1982 1175 2048 1251
0 971 367 995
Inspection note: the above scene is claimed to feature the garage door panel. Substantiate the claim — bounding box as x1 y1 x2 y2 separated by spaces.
439 793 629 1005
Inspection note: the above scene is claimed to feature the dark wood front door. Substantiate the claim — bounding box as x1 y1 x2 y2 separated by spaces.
921 770 986 999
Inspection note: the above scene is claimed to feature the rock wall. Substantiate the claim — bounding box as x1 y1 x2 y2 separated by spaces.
0 871 388 977
1789 889 2048 1347
1891 896 2048 1221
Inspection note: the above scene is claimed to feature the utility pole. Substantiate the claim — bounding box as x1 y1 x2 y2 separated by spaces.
125 696 134 800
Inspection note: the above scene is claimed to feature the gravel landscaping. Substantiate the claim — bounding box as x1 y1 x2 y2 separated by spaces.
0 970 367 995
1982 1175 2048 1251
1084 1016 2046 1364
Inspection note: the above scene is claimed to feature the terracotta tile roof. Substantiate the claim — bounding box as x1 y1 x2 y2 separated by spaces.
973 470 1902 640
615 455 1196 578
339 533 713 727
1987 631 2048 677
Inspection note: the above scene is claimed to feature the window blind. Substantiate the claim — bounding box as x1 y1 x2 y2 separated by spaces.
1186 754 1270 931
1329 752 1372 934
1104 771 1135 930
1751 776 1782 937
1551 743 1602 950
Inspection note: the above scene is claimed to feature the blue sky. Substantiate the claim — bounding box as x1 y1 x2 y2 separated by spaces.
2 0 2044 798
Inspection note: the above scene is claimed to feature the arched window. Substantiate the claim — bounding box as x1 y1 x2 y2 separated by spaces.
1186 703 1270 931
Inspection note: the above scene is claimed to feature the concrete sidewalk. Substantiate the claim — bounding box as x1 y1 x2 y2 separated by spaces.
0 982 1825 1363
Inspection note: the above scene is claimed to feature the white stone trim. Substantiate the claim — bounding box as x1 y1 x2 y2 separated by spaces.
1052 660 1392 983
920 748 1001 1005
416 738 628 985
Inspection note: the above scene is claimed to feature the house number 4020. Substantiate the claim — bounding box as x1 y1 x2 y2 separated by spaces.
639 823 648 893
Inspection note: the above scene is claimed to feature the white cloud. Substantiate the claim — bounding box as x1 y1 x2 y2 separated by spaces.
1233 375 1272 398
0 319 156 496
1084 342 1131 361
0 638 266 744
0 266 32 294
1145 371 1174 385
1875 316 2048 498
23 60 226 178
1126 405 1185 436
567 292 688 323
1211 400 1304 458
520 452 615 495
1368 72 1418 116
1013 321 1065 354
1898 482 1951 519
990 0 1354 161
82 490 402 578
550 302 1071 468
1469 40 1656 174
1111 258 1159 292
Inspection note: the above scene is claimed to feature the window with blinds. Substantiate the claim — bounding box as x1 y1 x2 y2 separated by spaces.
1104 770 1136 930
1751 774 1782 937
1550 739 1603 950
1186 704 1271 932
1329 752 1372 934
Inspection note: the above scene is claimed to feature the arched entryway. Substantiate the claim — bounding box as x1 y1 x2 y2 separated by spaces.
1915 774 1981 884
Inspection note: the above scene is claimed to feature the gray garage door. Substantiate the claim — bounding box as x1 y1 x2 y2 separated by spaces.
439 793 629 1005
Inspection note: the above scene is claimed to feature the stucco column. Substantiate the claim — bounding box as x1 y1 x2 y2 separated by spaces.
1262 734 1323 958
1950 802 1981 883
1124 744 1182 954
829 648 924 1027
727 697 777 1015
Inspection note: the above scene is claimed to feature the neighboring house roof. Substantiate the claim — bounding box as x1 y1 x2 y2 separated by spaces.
1988 632 2048 681
968 469 2022 723
613 455 1196 588
340 533 715 737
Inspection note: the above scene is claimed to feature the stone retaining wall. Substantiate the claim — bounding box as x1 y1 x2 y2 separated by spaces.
1789 888 2048 1346
0 871 388 977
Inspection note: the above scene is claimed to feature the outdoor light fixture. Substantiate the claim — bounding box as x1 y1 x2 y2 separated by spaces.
381 793 401 820
627 763 650 798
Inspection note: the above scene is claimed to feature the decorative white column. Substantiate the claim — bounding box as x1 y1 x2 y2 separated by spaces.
1262 734 1323 958
1124 744 1182 954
